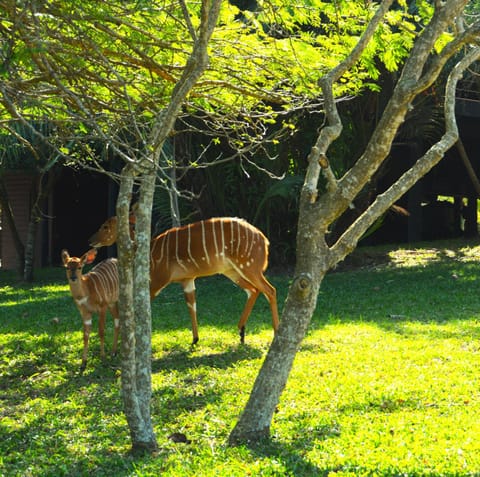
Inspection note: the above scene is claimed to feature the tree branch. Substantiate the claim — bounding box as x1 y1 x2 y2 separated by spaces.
179 0 197 41
329 45 480 267
302 0 395 203
318 0 471 230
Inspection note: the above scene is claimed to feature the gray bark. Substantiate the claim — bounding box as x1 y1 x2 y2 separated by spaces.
229 0 479 445
116 0 222 454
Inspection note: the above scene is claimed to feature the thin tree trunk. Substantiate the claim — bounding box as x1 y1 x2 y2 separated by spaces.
117 167 159 453
23 214 37 282
0 176 25 275
23 169 57 282
134 170 157 452
23 174 41 282
168 162 181 227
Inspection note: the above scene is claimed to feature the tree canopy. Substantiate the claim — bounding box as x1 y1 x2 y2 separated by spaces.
0 0 429 171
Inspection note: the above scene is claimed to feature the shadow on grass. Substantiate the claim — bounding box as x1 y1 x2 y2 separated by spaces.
0 357 130 477
152 343 263 373
246 441 323 476
316 256 480 332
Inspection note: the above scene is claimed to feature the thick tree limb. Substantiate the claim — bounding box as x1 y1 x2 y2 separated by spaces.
315 0 472 231
329 45 480 266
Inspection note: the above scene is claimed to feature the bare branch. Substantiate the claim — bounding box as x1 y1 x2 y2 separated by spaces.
179 0 197 41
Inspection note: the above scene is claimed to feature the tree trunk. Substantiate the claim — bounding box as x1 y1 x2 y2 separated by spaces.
229 251 327 443
229 0 478 445
230 190 330 444
0 176 25 276
168 162 181 227
23 169 58 282
116 0 223 453
117 167 159 454
23 213 37 283
23 173 42 282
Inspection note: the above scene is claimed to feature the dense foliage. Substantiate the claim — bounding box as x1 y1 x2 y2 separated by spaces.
0 0 426 168
0 1 437 271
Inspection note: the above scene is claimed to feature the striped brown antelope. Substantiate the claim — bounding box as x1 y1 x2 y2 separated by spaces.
89 216 279 344
61 248 119 372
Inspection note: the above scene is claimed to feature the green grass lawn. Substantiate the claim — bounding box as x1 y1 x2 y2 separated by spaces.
2 239 480 476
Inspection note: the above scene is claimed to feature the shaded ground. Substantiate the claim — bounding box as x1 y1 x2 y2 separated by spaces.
334 237 480 272
270 237 480 275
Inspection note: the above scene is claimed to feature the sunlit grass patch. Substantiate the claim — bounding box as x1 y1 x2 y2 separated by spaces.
2 239 480 475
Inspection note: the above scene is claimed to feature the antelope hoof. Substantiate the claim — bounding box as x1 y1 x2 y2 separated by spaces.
191 336 199 346
239 326 245 344
79 362 87 374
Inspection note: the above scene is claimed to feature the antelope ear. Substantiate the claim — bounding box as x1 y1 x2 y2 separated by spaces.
61 249 70 266
83 248 98 265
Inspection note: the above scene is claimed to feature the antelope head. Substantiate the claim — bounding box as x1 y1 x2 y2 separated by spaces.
89 214 136 248
89 217 119 247
62 249 97 282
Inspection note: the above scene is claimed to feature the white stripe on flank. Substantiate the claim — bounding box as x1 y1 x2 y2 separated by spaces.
236 220 241 256
230 219 234 254
247 227 256 257
187 224 199 268
165 230 172 270
175 229 188 272
201 220 210 265
220 220 226 258
212 220 219 257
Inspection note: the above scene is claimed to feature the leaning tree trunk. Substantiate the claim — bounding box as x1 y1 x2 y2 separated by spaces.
229 0 479 445
229 205 330 442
